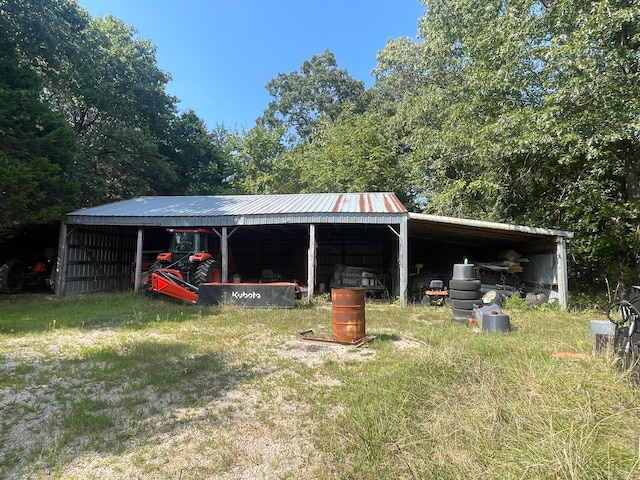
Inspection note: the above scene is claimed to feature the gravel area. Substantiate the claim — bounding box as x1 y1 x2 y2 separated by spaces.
1 326 420 479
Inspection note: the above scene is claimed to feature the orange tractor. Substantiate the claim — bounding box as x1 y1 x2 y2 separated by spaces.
145 228 299 307
145 228 223 301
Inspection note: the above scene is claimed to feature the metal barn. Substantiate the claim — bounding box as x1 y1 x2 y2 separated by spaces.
55 192 573 308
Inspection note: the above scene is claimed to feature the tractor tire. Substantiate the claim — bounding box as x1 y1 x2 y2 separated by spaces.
148 260 167 278
482 290 504 305
452 307 474 320
450 298 482 311
194 259 221 286
0 260 26 294
422 294 446 307
448 279 482 291
449 289 482 300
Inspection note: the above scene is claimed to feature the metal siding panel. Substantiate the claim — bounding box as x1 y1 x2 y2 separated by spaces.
61 226 135 294
521 253 558 285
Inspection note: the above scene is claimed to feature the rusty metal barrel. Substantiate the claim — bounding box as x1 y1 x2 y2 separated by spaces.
332 287 366 342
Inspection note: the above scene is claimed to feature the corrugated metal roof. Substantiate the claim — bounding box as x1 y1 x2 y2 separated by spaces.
65 192 407 227
408 212 573 246
65 193 572 244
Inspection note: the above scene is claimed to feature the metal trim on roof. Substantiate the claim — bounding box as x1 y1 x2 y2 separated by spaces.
65 193 407 227
408 212 573 239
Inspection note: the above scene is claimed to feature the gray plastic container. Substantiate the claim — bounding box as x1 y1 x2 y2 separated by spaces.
590 319 615 354
452 263 476 280
481 312 511 332
589 320 614 338
475 303 502 323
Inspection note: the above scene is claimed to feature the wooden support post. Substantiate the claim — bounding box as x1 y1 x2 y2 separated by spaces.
221 227 228 283
134 227 144 290
55 222 68 298
399 217 408 307
307 224 316 303
556 236 569 310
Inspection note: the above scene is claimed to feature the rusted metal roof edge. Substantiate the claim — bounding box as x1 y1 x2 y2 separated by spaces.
66 193 407 218
408 213 574 239
64 212 406 227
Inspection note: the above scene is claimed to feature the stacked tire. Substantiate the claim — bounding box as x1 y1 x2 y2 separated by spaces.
449 263 482 323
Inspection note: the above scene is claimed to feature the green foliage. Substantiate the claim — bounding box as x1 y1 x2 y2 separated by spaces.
2 0 640 292
285 107 415 204
260 49 366 144
0 0 235 211
503 293 528 311
161 111 233 195
0 36 77 240
226 123 286 194
373 0 640 288
56 13 180 204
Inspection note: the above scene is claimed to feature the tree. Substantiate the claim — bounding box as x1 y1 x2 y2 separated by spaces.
2 0 180 205
0 36 76 240
282 107 415 205
227 123 287 194
161 111 233 195
374 0 640 289
58 13 179 204
260 50 367 143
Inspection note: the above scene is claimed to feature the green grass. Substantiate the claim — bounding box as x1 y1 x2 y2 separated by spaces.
1 292 639 479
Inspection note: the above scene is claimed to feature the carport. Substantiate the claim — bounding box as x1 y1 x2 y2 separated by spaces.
55 193 573 308
56 193 410 304
407 213 573 308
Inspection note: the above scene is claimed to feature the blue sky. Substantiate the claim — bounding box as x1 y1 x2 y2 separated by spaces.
78 0 425 131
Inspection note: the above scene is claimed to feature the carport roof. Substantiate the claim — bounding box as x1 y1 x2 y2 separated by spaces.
64 193 572 247
408 212 573 248
64 192 407 227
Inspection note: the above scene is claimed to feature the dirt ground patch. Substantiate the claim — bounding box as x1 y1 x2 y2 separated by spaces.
1 323 420 479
